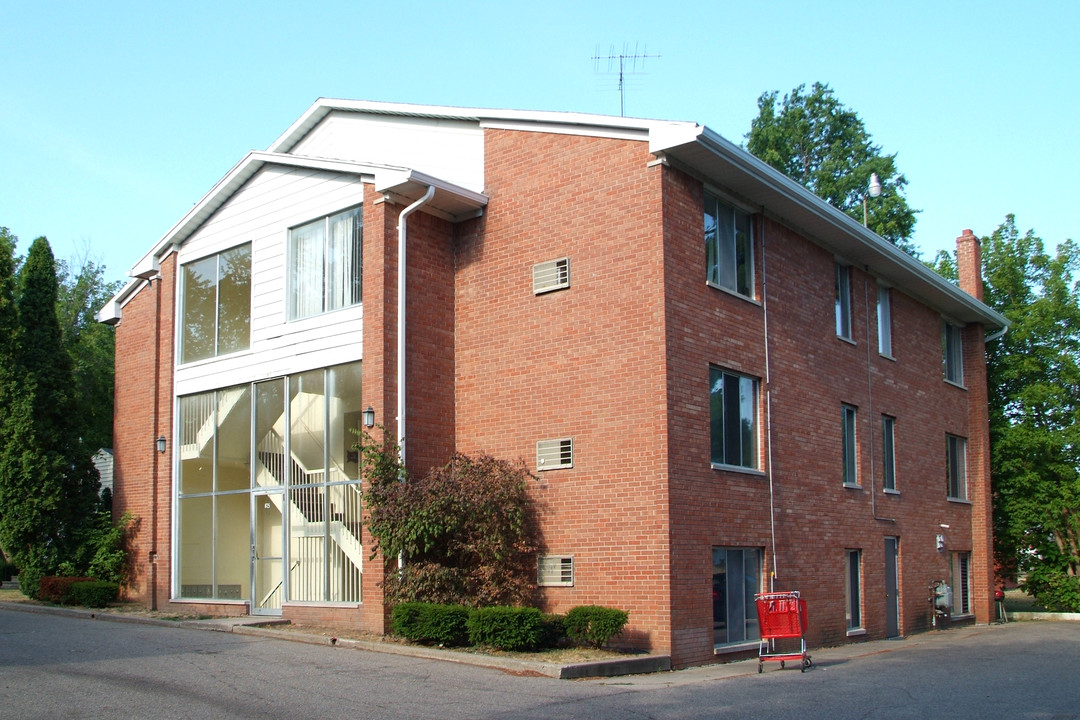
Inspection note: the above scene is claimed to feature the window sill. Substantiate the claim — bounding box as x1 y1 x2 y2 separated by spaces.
170 598 248 605
837 335 857 346
846 628 867 637
884 488 901 496
947 497 972 505
879 353 896 362
951 613 975 621
944 379 967 391
714 640 760 655
177 347 254 370
711 463 766 478
706 280 760 307
843 483 862 490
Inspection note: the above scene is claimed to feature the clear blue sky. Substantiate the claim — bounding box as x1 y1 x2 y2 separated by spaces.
2 1 1076 283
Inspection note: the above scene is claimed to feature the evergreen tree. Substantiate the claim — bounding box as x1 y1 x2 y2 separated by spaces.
747 82 919 254
0 236 100 596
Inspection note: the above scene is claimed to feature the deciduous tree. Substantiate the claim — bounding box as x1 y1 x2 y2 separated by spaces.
747 82 919 254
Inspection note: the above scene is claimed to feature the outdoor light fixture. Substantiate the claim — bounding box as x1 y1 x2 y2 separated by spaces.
156 436 167 454
363 406 375 428
863 172 883 227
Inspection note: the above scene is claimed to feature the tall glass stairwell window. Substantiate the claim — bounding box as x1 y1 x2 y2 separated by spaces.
176 361 364 608
257 362 364 603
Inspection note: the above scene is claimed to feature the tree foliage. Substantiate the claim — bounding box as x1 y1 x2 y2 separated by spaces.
934 216 1080 610
0 234 102 597
358 429 539 607
747 82 919 254
56 254 121 450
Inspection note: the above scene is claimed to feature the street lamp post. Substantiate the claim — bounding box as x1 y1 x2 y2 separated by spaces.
863 172 882 227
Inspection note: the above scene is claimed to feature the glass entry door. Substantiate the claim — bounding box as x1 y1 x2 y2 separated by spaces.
252 492 285 615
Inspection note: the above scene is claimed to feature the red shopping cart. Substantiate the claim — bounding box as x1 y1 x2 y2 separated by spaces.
755 591 812 673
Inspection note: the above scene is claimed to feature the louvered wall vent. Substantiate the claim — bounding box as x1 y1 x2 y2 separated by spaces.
537 438 573 470
537 555 574 587
533 258 570 294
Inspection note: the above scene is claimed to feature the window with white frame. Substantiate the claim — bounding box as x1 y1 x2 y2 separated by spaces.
845 549 863 631
705 193 754 297
180 243 251 364
289 206 363 320
877 286 893 356
947 434 967 500
943 321 964 385
712 547 762 647
882 415 897 491
709 367 759 469
842 404 859 486
951 551 971 615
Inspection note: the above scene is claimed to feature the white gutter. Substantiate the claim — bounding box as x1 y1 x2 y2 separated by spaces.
396 185 436 469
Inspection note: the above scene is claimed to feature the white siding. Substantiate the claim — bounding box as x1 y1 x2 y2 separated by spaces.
175 165 366 397
290 112 484 193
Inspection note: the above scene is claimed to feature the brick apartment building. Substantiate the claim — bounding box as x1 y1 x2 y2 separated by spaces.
100 99 1007 668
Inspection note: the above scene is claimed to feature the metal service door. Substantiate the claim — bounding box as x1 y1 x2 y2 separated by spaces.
884 537 900 637
252 492 285 615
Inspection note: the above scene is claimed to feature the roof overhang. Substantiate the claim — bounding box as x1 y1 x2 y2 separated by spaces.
650 124 1008 330
99 151 488 325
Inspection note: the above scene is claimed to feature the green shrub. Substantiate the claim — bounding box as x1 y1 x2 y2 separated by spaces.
18 565 44 599
391 602 470 646
564 605 629 649
1022 566 1080 612
538 613 568 648
38 576 95 604
466 606 544 651
67 581 118 608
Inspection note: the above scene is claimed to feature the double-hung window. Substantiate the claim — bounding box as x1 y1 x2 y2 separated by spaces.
877 286 893 356
705 193 753 297
951 552 971 615
946 434 967 500
943 321 964 384
712 547 762 647
709 367 759 469
882 415 897 491
842 404 859 486
289 206 363 320
835 264 852 339
846 549 863 631
180 243 251 364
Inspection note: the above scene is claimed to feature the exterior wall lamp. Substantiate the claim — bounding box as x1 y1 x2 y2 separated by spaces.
156 436 167 454
362 406 375 428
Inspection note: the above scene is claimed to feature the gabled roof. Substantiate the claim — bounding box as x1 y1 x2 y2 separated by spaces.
98 149 487 324
101 99 1006 331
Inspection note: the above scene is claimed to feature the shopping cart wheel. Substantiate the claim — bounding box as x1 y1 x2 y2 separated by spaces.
802 657 812 673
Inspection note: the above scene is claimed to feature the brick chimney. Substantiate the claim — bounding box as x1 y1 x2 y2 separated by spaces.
956 229 984 301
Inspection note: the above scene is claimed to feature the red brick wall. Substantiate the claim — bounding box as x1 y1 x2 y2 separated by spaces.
454 129 674 655
112 254 176 610
658 166 983 666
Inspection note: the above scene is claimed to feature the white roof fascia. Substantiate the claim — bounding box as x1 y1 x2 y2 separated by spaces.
100 152 404 324
270 97 697 154
374 167 489 222
652 124 1008 331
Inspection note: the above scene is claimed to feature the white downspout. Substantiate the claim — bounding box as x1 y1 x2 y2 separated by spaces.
396 185 436 471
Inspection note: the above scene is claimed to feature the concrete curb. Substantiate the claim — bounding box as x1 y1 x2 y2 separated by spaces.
1008 611 1080 622
0 601 669 679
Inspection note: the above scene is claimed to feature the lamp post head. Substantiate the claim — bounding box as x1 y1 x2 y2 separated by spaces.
868 172 883 198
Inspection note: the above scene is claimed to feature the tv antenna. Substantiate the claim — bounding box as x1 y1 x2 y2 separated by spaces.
592 43 660 116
